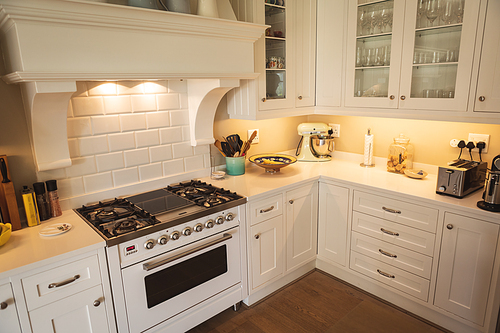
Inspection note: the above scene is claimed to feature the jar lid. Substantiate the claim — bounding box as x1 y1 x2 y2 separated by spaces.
45 179 58 192
33 182 46 195
394 133 410 144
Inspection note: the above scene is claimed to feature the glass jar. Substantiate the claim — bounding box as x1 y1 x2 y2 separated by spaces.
387 134 414 174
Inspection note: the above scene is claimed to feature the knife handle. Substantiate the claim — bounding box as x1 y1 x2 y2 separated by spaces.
0 158 10 183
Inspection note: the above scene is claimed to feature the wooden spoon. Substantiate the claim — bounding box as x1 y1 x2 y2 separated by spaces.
214 140 226 157
242 130 257 155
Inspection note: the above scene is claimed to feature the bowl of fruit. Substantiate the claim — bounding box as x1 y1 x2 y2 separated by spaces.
249 154 297 173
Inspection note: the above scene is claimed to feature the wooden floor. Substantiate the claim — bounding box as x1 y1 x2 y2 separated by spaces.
188 270 450 333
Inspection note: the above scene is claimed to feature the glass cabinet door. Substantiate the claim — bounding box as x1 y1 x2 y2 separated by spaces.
345 0 405 108
398 0 480 111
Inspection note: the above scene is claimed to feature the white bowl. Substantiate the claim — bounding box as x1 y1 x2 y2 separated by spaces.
211 171 226 179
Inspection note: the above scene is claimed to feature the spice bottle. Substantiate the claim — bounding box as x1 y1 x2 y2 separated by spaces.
45 180 62 217
33 182 51 221
387 134 414 174
21 186 40 227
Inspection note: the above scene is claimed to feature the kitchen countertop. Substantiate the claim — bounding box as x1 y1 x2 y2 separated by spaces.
0 210 105 279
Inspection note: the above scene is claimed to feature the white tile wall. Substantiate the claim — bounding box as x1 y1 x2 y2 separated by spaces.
50 80 211 201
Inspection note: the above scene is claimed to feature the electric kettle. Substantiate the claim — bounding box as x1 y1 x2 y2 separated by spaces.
477 154 500 212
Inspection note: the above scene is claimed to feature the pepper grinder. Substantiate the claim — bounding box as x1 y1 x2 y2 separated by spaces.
45 180 62 217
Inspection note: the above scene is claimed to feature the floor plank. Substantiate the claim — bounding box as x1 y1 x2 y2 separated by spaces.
188 270 449 333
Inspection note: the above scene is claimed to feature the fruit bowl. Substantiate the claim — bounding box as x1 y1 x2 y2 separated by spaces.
249 154 297 173
0 223 12 247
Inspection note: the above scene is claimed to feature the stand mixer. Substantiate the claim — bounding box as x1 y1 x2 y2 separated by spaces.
295 123 334 162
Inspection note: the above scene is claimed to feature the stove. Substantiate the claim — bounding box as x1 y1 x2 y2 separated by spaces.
75 180 246 246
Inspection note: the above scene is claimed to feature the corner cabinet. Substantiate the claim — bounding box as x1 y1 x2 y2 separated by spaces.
345 0 480 112
0 282 22 333
227 0 317 119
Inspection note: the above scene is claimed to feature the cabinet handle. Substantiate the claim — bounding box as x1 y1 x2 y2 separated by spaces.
298 96 303 100
93 300 101 307
380 228 399 236
379 249 397 258
254 233 260 239
446 224 454 230
48 274 80 289
400 95 406 100
389 95 395 100
0 302 7 310
377 269 395 279
261 97 266 102
382 206 401 214
479 96 485 102
289 200 294 204
259 206 274 213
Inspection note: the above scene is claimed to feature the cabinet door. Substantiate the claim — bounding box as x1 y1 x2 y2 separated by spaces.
474 0 500 113
285 182 318 272
345 0 405 108
294 0 316 108
399 0 480 111
250 215 284 289
317 183 350 266
434 213 499 326
0 283 21 333
29 285 109 333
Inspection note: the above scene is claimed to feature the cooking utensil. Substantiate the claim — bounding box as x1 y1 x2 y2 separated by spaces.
241 130 258 156
226 134 242 153
221 141 234 157
0 158 21 230
214 140 226 157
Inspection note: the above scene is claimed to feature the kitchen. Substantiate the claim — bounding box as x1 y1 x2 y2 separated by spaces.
0 0 500 332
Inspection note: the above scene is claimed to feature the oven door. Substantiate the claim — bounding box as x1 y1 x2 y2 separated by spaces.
121 227 241 333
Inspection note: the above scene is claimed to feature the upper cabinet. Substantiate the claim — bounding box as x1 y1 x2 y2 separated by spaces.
227 0 317 119
345 0 480 112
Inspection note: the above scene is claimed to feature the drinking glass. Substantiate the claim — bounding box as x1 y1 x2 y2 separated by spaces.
382 45 390 65
432 51 441 63
357 9 366 36
441 0 454 25
368 7 376 34
426 0 441 27
416 0 427 28
423 89 435 98
386 7 393 32
374 47 381 66
454 0 465 24
374 5 385 34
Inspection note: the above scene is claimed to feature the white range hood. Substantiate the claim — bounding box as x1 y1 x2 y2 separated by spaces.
0 0 265 171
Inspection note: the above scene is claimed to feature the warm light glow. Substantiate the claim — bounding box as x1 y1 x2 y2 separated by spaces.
144 81 163 94
97 82 118 95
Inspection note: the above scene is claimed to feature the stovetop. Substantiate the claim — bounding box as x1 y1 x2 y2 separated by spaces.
75 180 246 246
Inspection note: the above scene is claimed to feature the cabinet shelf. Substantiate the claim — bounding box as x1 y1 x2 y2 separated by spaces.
356 65 390 69
265 3 285 10
357 0 391 8
415 23 462 34
266 36 286 41
412 62 458 67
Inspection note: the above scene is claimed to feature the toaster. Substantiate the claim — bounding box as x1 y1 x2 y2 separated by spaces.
436 159 487 198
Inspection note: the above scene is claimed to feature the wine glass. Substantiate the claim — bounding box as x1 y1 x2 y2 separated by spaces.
379 5 388 33
357 8 365 36
426 0 441 27
441 0 454 25
386 7 393 32
454 0 465 24
367 7 376 35
416 0 427 28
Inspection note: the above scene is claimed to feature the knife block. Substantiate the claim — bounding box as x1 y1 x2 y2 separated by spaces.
0 155 22 230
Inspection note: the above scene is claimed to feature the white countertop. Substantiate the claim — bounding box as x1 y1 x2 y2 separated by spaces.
0 210 105 279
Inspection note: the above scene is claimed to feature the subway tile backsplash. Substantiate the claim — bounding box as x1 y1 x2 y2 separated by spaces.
38 80 210 202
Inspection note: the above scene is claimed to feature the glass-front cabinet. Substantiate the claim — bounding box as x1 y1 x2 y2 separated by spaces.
345 0 480 112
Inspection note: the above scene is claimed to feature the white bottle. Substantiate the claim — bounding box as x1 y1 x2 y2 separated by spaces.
197 0 218 17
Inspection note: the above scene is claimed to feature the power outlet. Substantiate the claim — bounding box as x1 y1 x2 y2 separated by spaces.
248 129 260 144
468 133 490 153
329 124 340 138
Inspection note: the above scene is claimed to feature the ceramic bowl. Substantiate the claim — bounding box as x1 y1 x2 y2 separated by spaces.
404 169 428 179
0 223 12 247
249 154 297 173
211 171 226 180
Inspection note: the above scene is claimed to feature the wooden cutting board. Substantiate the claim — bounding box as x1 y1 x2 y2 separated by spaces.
0 155 22 230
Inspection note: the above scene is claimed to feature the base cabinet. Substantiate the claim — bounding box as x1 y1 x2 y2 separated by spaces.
317 182 350 266
0 282 22 333
434 213 499 326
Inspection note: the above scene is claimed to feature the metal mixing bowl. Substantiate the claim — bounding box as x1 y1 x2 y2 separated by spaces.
311 136 334 157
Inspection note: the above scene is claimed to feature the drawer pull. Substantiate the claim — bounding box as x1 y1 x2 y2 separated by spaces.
260 206 274 213
379 249 397 258
0 302 7 310
255 233 260 239
382 206 402 214
289 200 294 204
446 224 453 230
380 228 399 236
48 274 80 289
93 300 101 307
377 269 395 279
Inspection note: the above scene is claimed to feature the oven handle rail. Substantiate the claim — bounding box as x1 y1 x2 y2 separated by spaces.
142 233 233 271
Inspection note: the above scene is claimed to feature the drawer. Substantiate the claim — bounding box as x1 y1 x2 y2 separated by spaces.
248 194 283 226
22 255 101 311
352 211 435 256
351 231 433 279
350 251 430 302
353 191 438 233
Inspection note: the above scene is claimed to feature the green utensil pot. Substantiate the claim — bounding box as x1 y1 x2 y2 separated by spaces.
225 156 245 176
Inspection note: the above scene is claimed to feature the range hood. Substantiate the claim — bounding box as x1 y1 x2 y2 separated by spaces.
0 0 265 171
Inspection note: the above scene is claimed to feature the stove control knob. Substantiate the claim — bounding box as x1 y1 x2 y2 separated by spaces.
158 235 168 245
170 231 181 241
205 219 214 229
182 227 193 236
215 216 224 225
144 239 156 250
225 213 235 222
194 223 203 232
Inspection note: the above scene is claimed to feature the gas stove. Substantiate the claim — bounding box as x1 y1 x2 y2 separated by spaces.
75 180 246 246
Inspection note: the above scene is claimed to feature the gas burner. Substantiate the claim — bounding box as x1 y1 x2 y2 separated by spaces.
203 195 222 207
90 206 132 221
177 186 199 196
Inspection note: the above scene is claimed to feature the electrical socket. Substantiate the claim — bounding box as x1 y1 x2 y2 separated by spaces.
329 124 340 138
248 129 259 144
468 133 490 153
450 139 459 148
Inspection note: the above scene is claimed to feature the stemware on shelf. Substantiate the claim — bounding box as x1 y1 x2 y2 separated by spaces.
426 0 441 27
416 0 427 28
441 0 454 25
454 0 465 24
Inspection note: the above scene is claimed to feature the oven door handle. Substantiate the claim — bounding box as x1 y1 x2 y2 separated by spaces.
143 233 233 271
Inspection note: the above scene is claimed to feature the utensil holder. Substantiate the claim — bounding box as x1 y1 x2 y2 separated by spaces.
225 156 245 176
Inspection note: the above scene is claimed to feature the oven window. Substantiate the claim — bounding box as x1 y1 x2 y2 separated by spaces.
145 245 228 308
